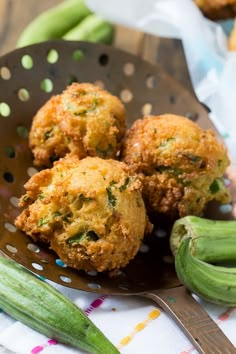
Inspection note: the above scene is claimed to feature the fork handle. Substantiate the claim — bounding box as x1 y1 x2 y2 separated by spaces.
142 286 236 354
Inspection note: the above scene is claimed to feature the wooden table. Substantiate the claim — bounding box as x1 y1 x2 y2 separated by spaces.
0 0 193 93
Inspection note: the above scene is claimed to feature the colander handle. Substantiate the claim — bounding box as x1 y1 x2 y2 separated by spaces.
143 285 236 354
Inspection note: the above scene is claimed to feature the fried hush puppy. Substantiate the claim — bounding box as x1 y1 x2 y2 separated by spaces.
29 82 126 167
121 114 231 218
195 0 236 19
15 156 149 272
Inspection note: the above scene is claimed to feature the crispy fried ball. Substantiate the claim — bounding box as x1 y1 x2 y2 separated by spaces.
15 156 149 272
29 83 126 167
121 114 231 218
195 0 236 19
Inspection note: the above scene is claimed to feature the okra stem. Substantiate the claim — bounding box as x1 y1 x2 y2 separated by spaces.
170 216 236 263
63 14 114 44
175 237 236 306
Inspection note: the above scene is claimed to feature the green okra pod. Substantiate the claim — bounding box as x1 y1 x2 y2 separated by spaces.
170 215 236 263
0 256 119 354
17 0 92 47
175 238 236 306
63 13 115 44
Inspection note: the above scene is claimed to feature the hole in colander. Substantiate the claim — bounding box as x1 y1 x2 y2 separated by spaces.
27 167 38 177
60 275 72 283
185 112 199 122
146 75 157 89
219 204 233 213
169 95 176 104
21 55 34 69
6 244 17 253
40 78 53 93
94 80 104 89
10 196 19 207
66 74 78 85
18 88 30 102
5 146 16 158
72 49 84 62
142 103 152 115
27 243 40 253
0 66 11 80
56 259 67 268
123 62 135 76
154 228 167 238
88 283 101 290
16 125 28 138
32 262 44 271
47 49 59 64
4 223 17 232
87 270 98 276
3 172 14 183
139 243 150 253
99 53 109 66
120 89 133 103
0 102 11 117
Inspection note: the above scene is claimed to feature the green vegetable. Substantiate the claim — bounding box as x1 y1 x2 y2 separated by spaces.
170 216 236 263
106 187 117 208
44 129 53 140
175 238 236 306
38 217 48 226
209 179 220 194
156 165 183 176
52 211 62 218
79 193 94 202
0 256 119 354
74 97 98 115
63 13 115 44
16 0 92 47
119 177 130 192
67 230 99 244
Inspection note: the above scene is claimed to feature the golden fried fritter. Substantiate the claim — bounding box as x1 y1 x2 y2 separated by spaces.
29 83 126 167
15 156 148 272
121 114 231 218
195 0 236 19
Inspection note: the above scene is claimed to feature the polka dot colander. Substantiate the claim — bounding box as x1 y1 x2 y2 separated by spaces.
0 40 235 294
1 40 236 353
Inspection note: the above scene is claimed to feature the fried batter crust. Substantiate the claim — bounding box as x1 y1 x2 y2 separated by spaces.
121 114 231 218
195 0 236 19
15 156 148 272
29 83 126 167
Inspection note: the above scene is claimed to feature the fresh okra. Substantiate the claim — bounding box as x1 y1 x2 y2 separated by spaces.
170 215 236 263
63 13 114 44
0 256 119 354
17 0 92 47
175 237 236 307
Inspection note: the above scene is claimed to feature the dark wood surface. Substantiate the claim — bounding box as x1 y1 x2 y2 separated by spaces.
0 0 193 93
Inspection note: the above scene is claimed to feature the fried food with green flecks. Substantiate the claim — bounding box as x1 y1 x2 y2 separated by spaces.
15 155 150 272
195 0 236 19
121 114 231 218
29 82 126 167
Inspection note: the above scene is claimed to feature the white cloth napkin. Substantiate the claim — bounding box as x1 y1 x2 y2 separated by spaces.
0 280 235 354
